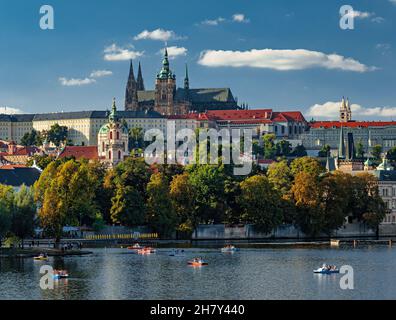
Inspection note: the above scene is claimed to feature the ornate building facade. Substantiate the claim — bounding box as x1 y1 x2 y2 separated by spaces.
301 97 396 154
97 99 129 166
125 49 239 115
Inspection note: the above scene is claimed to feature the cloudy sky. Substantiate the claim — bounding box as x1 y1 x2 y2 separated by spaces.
1 0 396 120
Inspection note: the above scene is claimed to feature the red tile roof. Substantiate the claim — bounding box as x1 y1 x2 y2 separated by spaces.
167 109 306 125
206 109 272 121
310 121 396 129
167 113 209 120
0 164 27 170
58 146 98 160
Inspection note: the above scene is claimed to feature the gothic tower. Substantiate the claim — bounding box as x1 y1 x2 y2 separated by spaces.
137 62 145 91
154 48 177 115
125 60 139 111
340 97 352 122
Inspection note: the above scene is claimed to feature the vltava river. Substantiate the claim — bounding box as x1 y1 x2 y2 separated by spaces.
1 246 395 299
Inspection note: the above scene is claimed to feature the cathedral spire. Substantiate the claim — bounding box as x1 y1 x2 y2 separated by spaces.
184 64 189 90
157 47 174 80
109 98 118 122
125 60 139 111
127 60 135 83
137 62 145 91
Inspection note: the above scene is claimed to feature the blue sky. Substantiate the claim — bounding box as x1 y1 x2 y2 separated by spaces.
1 0 396 120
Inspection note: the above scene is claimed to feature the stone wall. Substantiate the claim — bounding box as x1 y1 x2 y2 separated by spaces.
192 223 377 240
379 224 396 237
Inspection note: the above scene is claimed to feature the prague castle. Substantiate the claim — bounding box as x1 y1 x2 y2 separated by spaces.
125 49 239 115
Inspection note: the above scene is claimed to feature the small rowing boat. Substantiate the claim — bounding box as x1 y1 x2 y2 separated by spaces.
127 243 142 250
313 264 339 274
53 270 69 280
187 258 208 267
221 245 238 253
33 254 48 261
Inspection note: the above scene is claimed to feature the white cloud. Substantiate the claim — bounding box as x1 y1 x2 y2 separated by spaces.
343 10 385 23
0 106 24 114
201 17 226 26
133 29 184 41
104 44 144 61
232 13 249 23
59 77 96 86
90 70 113 78
307 101 396 119
200 14 249 26
389 0 396 5
198 48 376 72
345 10 373 19
376 43 391 50
158 46 187 59
371 16 385 23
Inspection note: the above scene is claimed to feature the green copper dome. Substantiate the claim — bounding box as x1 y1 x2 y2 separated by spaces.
99 123 110 134
157 48 176 80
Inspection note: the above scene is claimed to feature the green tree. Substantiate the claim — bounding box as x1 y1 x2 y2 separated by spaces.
0 185 14 243
276 140 292 157
350 172 387 228
169 172 198 233
267 160 293 196
318 145 331 157
110 185 146 226
26 154 54 170
146 173 177 237
291 144 307 157
108 158 151 226
34 160 98 245
356 141 365 159
11 185 36 248
387 147 396 161
47 123 68 147
372 144 383 161
238 175 283 233
129 127 144 150
319 173 350 234
187 165 227 224
262 134 277 159
20 129 43 147
290 156 325 177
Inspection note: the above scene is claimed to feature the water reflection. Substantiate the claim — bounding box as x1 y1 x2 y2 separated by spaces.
1 246 396 299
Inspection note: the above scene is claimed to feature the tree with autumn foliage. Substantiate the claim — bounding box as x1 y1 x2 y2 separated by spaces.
169 172 198 234
238 175 283 233
34 160 99 245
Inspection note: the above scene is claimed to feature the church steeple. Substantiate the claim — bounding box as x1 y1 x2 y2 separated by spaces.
137 62 145 91
127 60 135 83
184 64 189 90
125 60 139 111
340 96 352 122
157 48 175 80
109 98 118 122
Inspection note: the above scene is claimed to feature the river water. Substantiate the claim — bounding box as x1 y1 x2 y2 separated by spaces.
0 245 395 300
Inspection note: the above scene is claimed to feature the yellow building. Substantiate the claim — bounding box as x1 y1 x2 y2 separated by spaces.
0 110 165 146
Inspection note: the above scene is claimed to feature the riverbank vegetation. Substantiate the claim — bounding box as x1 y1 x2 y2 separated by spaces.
0 156 387 243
